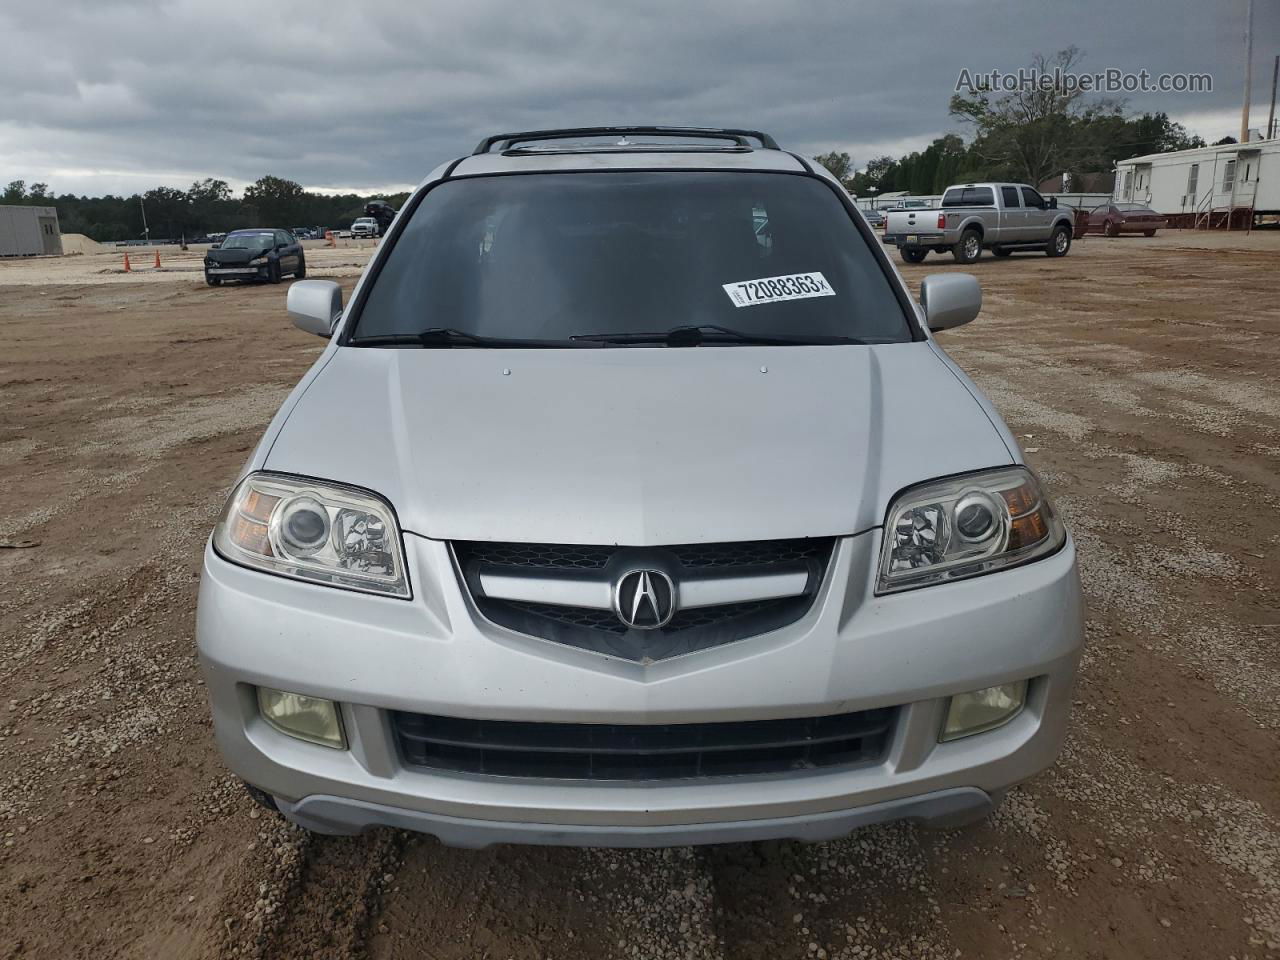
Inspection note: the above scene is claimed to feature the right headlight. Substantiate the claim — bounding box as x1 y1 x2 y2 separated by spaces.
213 472 410 598
876 466 1064 594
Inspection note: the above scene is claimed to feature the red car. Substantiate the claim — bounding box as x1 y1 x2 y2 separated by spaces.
1086 202 1168 237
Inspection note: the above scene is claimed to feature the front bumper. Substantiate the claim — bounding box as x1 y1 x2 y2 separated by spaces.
206 265 266 276
196 531 1083 846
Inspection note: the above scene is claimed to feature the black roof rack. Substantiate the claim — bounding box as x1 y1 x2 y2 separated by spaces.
472 126 780 155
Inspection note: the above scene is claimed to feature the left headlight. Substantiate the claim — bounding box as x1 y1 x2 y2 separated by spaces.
249 255 269 265
877 466 1064 594
213 472 410 598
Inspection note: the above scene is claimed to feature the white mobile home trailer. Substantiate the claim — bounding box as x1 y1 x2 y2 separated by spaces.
0 204 62 257
1113 137 1280 228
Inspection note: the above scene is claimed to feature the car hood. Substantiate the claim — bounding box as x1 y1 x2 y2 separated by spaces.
264 343 1012 544
207 247 267 264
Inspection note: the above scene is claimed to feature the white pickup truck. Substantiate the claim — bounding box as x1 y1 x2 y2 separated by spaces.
885 183 1075 264
350 217 380 239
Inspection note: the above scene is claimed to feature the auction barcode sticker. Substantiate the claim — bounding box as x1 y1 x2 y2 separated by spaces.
722 271 835 308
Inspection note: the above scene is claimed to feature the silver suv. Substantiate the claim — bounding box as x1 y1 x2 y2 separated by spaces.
197 126 1083 847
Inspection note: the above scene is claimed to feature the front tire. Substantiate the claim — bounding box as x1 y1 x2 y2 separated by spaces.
1143 230 1156 237
899 247 928 264
205 273 221 287
1046 224 1072 257
294 256 306 279
267 259 282 284
952 229 982 264
1104 219 1119 238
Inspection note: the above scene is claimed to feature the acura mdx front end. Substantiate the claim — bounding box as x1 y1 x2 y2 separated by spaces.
196 126 1084 847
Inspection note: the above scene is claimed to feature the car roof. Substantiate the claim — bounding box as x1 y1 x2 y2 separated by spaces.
450 147 806 178
946 183 1030 190
441 126 807 181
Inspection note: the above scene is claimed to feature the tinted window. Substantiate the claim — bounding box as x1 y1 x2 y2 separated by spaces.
1000 186 1020 207
353 172 911 344
941 187 994 207
1020 187 1045 208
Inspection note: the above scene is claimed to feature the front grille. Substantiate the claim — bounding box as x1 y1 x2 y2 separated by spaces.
456 538 827 572
453 537 836 662
393 707 896 781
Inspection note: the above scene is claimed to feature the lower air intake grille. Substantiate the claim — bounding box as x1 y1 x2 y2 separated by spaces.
393 708 896 780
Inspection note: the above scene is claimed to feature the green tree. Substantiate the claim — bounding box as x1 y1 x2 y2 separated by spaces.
187 178 235 234
950 46 1123 186
2 180 25 204
848 156 897 196
243 175 306 225
813 151 854 187
142 186 192 239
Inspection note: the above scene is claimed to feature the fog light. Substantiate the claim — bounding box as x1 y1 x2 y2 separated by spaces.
941 680 1028 742
257 687 346 749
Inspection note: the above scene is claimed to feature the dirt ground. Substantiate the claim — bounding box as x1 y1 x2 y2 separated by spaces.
1 229 1278 960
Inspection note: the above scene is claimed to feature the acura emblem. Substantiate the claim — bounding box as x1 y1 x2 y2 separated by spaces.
612 568 676 630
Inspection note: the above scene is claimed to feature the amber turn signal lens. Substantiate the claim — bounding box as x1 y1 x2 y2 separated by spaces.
229 515 272 556
1008 511 1049 550
1001 484 1038 517
241 489 279 523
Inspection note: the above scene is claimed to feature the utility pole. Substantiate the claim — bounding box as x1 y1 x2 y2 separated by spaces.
139 195 150 246
1268 54 1279 140
1240 0 1254 143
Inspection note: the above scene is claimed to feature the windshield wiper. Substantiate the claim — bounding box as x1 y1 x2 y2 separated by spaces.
569 324 867 346
350 328 602 348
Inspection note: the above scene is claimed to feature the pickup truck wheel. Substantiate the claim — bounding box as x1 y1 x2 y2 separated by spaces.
899 247 928 264
953 229 981 264
1046 225 1072 258
992 246 1012 258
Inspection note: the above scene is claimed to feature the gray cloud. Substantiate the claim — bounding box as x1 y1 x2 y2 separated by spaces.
0 0 1274 196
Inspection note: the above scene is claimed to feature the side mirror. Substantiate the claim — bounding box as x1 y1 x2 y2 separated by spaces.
1047 197 1058 209
920 273 981 333
210 242 221 249
287 279 343 338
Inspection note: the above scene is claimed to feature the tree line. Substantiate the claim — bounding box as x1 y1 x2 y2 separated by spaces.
0 175 411 243
815 47 1215 198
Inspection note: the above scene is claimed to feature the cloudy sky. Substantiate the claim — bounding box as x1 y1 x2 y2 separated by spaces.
1 0 1276 197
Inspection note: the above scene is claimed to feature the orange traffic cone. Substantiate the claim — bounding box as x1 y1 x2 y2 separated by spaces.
123 253 131 272
153 250 162 269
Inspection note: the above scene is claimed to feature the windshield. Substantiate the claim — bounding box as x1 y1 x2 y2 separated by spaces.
351 171 910 345
1114 203 1152 212
222 231 274 249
